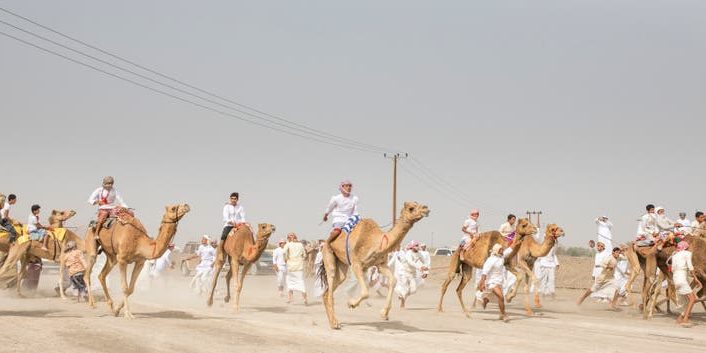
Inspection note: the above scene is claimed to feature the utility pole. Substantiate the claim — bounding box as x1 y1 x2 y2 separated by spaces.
384 152 408 226
526 210 543 229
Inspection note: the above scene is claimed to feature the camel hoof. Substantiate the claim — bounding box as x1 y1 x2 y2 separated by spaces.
437 307 444 313
347 301 359 310
464 311 472 319
534 304 543 309
330 321 341 330
224 296 230 303
124 312 135 319
207 299 213 307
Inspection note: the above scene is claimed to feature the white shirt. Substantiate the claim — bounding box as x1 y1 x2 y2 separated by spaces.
636 213 657 237
196 244 216 270
419 250 431 268
481 254 505 285
655 214 676 232
671 250 694 273
325 194 359 225
537 244 559 268
595 219 613 248
272 247 287 267
614 257 629 280
222 204 246 228
677 218 691 233
152 249 173 274
498 222 515 237
27 214 41 232
1 202 11 220
88 187 127 210
462 218 479 239
398 250 424 275
593 249 608 278
283 241 306 272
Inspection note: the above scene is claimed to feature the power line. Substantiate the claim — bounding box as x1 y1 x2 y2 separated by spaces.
0 29 382 154
0 7 398 155
0 17 389 155
399 164 468 207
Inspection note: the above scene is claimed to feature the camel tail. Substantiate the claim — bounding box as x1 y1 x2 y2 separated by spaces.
316 261 328 291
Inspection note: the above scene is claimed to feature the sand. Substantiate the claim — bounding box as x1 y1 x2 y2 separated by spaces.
0 256 703 353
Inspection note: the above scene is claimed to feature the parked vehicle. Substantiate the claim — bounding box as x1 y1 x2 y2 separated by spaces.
433 247 453 256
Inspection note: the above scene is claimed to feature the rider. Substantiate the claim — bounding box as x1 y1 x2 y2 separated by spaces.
0 194 18 243
323 180 359 244
87 176 127 239
27 204 51 251
221 192 246 242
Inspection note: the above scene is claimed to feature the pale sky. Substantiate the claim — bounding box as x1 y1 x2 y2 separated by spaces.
1 1 705 248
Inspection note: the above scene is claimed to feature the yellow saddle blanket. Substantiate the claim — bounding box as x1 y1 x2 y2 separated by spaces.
0 225 67 243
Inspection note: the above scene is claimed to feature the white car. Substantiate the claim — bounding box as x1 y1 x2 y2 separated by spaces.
433 248 453 256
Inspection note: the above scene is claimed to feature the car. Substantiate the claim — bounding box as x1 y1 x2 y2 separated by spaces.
433 247 453 256
252 250 274 275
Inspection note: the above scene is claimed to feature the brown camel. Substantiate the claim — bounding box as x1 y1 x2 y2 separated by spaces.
505 223 565 315
436 218 537 317
0 209 84 298
83 204 190 318
206 223 276 311
623 234 706 319
317 201 430 329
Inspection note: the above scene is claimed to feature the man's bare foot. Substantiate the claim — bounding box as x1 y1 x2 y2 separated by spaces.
501 314 509 322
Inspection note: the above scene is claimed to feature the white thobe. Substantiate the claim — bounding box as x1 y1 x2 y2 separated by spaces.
595 219 614 250
87 187 127 210
222 204 246 228
325 194 359 226
636 213 657 238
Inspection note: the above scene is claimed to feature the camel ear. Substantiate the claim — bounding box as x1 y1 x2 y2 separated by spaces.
52 210 58 215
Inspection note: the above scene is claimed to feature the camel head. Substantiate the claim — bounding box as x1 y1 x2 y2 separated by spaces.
545 224 565 240
515 218 537 237
256 223 276 239
163 204 191 222
399 201 430 224
49 209 76 223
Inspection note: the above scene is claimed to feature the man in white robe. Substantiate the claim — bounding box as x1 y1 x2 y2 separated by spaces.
272 239 287 297
393 241 427 308
283 233 307 305
189 235 216 294
595 216 613 250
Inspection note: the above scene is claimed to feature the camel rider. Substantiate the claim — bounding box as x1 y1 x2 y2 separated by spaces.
459 209 480 261
0 193 18 243
221 192 246 242
690 211 705 237
498 214 517 245
635 204 657 241
655 206 682 248
27 204 51 251
88 176 128 238
323 180 359 243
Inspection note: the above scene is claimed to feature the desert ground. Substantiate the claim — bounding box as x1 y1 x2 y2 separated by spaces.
0 255 704 353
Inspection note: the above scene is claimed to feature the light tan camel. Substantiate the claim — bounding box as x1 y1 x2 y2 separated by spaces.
0 209 84 298
317 201 430 329
505 223 565 315
623 234 706 319
206 223 276 311
83 204 190 318
436 218 537 317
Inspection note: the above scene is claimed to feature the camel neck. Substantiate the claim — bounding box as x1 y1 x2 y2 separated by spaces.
383 219 414 252
138 221 178 259
244 232 270 262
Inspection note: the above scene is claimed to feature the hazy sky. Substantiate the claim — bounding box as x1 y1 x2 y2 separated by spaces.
2 1 705 248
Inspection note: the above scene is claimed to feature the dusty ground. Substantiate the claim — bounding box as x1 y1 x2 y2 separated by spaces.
0 256 703 353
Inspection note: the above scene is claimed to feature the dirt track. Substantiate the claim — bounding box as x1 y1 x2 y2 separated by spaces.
1 258 704 353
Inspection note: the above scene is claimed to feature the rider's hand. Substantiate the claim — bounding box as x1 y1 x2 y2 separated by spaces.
323 214 329 222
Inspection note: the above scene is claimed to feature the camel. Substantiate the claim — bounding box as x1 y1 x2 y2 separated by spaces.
623 234 706 319
83 204 190 318
505 224 565 315
206 223 276 311
0 209 84 298
436 218 538 317
317 201 430 329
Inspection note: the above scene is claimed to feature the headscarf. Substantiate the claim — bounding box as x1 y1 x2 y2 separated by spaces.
677 241 689 252
491 243 502 255
406 240 420 250
278 238 286 245
655 206 665 214
202 234 211 241
65 240 77 251
339 179 353 193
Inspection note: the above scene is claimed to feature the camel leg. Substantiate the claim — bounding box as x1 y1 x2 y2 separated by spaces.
97 256 116 312
437 254 460 312
224 267 233 303
58 244 67 299
16 255 28 298
206 255 226 307
455 264 473 318
111 261 131 317
505 265 522 303
83 232 99 308
347 262 370 309
516 261 536 316
321 245 345 329
120 260 145 319
229 257 241 311
235 262 252 312
377 264 396 321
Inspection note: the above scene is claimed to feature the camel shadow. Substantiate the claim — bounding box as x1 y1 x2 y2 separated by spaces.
139 310 202 320
0 310 81 318
344 320 465 334
249 306 288 314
